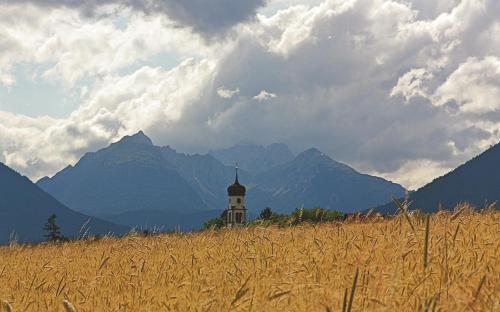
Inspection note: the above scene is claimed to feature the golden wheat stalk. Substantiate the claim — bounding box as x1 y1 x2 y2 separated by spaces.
450 206 466 221
341 288 348 312
424 215 430 269
1 301 13 312
63 299 77 312
473 276 486 301
393 197 415 232
231 275 251 307
345 268 359 312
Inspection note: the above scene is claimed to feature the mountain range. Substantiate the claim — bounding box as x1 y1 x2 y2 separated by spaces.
37 131 405 229
251 148 405 213
0 162 128 244
376 142 500 214
3 130 499 240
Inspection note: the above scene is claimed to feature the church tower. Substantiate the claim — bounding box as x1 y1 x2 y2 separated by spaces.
225 166 247 227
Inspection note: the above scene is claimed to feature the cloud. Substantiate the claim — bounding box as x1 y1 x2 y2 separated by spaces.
253 90 277 101
391 68 434 102
188 0 500 188
0 0 267 38
1 0 500 190
0 5 209 87
366 159 455 191
217 86 240 99
433 56 500 114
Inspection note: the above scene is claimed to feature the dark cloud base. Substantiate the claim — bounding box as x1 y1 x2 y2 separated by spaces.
0 0 266 37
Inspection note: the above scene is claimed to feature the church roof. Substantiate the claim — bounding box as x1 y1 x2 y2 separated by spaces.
227 168 246 196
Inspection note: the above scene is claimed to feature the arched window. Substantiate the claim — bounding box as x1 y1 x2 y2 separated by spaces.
237 198 241 204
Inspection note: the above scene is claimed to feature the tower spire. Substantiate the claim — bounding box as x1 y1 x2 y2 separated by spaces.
235 162 239 183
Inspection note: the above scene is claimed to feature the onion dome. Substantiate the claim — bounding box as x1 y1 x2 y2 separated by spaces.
227 167 246 196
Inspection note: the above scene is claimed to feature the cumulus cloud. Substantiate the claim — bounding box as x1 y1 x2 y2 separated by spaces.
433 57 500 114
253 90 277 101
191 0 500 188
1 0 500 190
391 68 434 102
217 86 240 99
0 5 209 87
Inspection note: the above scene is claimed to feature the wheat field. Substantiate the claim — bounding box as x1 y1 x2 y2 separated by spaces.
0 206 499 311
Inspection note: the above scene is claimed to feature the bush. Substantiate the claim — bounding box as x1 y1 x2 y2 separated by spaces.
269 213 290 226
203 217 224 230
290 207 344 224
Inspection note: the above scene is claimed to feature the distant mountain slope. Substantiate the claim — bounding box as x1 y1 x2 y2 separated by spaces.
37 132 209 226
376 142 500 214
160 146 238 209
0 162 127 244
210 143 294 173
250 148 406 213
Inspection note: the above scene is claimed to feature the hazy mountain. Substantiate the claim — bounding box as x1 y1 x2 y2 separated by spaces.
38 131 209 227
38 131 406 229
0 162 127 244
160 146 239 209
249 148 406 213
210 143 294 173
376 142 500 214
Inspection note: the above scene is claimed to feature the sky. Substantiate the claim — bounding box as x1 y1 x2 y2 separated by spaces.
0 0 499 190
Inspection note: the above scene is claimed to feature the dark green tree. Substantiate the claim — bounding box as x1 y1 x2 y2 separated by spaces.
203 210 227 230
203 217 223 230
259 207 273 220
43 214 63 242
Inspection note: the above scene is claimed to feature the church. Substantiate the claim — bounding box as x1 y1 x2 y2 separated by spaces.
224 167 247 227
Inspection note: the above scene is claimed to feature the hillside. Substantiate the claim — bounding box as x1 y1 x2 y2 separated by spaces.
0 162 127 244
251 148 405 213
376 142 500 214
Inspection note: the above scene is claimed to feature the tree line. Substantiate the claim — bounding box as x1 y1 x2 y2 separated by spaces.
203 206 345 229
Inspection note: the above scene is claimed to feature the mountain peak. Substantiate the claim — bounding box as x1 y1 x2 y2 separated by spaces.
293 148 357 173
297 148 326 159
117 131 153 146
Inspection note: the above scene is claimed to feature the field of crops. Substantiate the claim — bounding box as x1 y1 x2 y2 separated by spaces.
0 205 499 311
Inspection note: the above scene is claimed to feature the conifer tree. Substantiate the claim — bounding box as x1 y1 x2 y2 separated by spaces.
260 207 273 220
44 214 63 242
